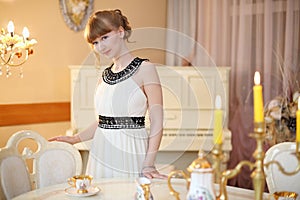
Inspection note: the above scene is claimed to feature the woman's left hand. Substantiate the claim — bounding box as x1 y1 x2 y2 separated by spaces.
142 166 168 179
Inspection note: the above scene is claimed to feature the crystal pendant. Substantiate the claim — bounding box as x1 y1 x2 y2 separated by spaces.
19 67 23 78
6 66 11 77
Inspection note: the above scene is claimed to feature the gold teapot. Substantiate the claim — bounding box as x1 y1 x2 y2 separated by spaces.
168 150 216 200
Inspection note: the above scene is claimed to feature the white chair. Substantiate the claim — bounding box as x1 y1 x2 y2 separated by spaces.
0 139 32 199
264 142 300 199
6 130 82 189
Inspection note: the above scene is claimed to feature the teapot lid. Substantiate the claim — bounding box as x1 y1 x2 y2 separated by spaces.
187 150 211 173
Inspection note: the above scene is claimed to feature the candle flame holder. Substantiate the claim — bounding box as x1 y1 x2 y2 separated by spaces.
213 122 300 200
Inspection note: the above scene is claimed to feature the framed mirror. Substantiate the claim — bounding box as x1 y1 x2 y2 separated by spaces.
59 0 94 32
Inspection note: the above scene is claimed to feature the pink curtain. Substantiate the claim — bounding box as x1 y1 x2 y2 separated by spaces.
166 0 300 189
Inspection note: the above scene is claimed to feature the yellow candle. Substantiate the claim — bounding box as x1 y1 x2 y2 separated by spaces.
253 72 264 123
214 95 223 144
297 97 300 142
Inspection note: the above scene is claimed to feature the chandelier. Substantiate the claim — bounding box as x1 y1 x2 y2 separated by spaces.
0 21 37 78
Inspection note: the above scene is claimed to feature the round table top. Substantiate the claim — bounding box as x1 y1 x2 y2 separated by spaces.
12 178 269 200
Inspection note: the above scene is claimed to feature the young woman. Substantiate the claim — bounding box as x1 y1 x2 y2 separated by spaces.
49 9 166 179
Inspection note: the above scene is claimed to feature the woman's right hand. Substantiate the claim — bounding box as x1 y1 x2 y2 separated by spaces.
48 135 81 145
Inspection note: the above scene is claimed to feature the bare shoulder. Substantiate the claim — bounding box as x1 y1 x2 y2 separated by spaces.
138 60 157 74
136 60 160 85
140 61 156 71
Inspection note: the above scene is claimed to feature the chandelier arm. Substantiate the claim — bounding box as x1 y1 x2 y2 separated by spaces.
7 51 29 67
0 49 30 67
0 52 13 66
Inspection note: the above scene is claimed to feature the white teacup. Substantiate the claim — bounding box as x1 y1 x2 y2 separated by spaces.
68 175 93 194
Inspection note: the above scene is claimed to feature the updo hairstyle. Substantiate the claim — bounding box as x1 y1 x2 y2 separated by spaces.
84 9 132 44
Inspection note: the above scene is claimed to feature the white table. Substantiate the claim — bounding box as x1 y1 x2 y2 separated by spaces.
13 178 270 200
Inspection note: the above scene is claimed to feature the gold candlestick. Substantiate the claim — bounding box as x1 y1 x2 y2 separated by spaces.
250 122 266 200
216 121 300 200
211 143 223 184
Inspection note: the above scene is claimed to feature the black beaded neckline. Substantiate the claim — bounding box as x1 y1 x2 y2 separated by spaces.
102 57 149 85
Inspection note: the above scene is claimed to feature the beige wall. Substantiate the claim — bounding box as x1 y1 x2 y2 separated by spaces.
0 0 167 147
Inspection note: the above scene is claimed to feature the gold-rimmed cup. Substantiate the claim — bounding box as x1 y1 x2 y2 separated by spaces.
273 191 298 200
67 175 93 194
135 177 153 200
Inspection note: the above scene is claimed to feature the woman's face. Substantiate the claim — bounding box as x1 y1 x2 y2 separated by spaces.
92 29 124 59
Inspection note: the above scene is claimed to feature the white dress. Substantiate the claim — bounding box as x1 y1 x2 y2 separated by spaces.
86 58 149 179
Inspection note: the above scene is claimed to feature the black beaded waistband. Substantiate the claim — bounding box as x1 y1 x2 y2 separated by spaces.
98 115 145 129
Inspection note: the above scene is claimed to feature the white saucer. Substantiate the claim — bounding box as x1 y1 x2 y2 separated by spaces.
65 186 101 197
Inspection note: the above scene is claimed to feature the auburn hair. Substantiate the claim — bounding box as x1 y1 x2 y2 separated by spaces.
84 9 132 44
